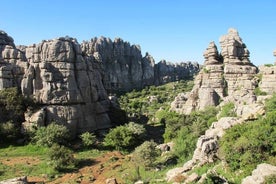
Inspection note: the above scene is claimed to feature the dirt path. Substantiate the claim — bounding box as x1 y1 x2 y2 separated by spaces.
27 151 125 184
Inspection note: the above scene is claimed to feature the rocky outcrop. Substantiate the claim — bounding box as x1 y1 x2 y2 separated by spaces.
242 163 276 184
0 31 28 89
171 28 258 114
0 176 28 184
81 37 199 93
0 30 199 137
259 64 276 95
154 60 199 85
20 37 116 136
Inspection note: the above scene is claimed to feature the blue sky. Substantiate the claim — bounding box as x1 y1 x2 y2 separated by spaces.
1 0 275 66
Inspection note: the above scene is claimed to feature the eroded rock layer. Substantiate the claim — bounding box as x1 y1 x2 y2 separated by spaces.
171 28 258 114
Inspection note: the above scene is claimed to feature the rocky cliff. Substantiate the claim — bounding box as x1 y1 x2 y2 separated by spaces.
0 31 199 137
171 28 258 114
81 37 199 93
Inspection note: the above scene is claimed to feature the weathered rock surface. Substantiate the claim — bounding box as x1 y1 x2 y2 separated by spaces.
0 30 199 137
242 163 276 184
20 37 115 136
171 28 258 114
0 31 28 89
81 37 199 93
0 176 28 184
259 64 276 95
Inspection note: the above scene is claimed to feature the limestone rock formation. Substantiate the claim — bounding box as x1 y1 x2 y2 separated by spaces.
81 37 199 93
0 31 28 89
0 176 28 184
20 37 115 136
0 30 199 137
154 60 199 85
259 65 276 95
242 163 276 184
171 28 258 114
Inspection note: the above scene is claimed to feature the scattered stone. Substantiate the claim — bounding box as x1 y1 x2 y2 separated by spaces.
0 176 28 184
184 173 199 183
242 163 276 184
105 177 118 184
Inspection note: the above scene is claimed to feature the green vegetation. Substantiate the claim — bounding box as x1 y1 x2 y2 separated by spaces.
219 94 276 183
80 132 97 148
254 87 267 96
0 88 25 143
49 144 76 171
218 102 236 118
103 122 146 151
264 63 274 67
119 80 194 124
132 141 161 169
171 106 218 163
32 123 70 147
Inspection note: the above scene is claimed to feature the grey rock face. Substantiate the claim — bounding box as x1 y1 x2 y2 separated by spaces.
242 163 276 184
21 37 113 136
0 31 28 89
81 37 199 93
0 176 28 184
171 28 258 114
259 64 276 95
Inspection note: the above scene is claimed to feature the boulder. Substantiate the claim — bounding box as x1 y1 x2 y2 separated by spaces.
242 163 276 184
0 176 28 184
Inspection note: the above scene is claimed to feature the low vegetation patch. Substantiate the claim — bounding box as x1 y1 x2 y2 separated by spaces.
219 94 276 183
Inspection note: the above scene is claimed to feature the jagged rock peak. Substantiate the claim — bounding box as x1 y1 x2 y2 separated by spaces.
171 28 257 114
203 41 221 65
0 30 15 47
219 28 250 64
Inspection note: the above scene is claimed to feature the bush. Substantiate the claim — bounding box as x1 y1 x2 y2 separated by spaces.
125 122 146 139
0 87 25 124
132 141 161 169
219 113 276 174
80 132 96 148
49 144 76 171
173 127 197 163
33 123 70 147
104 125 135 151
0 120 20 142
218 102 236 118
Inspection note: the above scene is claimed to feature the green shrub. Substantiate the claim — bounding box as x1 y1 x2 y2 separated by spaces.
219 111 276 175
218 102 236 118
103 125 135 151
132 141 161 169
254 87 267 96
173 127 197 163
80 132 96 148
0 87 25 124
33 123 70 147
125 122 146 139
264 174 276 183
0 121 20 142
49 144 76 171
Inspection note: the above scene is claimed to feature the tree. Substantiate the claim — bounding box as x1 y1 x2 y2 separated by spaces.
132 141 161 169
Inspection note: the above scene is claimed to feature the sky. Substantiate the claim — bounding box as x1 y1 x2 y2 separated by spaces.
1 0 275 66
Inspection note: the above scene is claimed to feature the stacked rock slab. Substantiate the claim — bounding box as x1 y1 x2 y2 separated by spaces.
170 28 258 114
220 28 257 105
258 52 276 94
0 31 28 89
21 37 112 136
